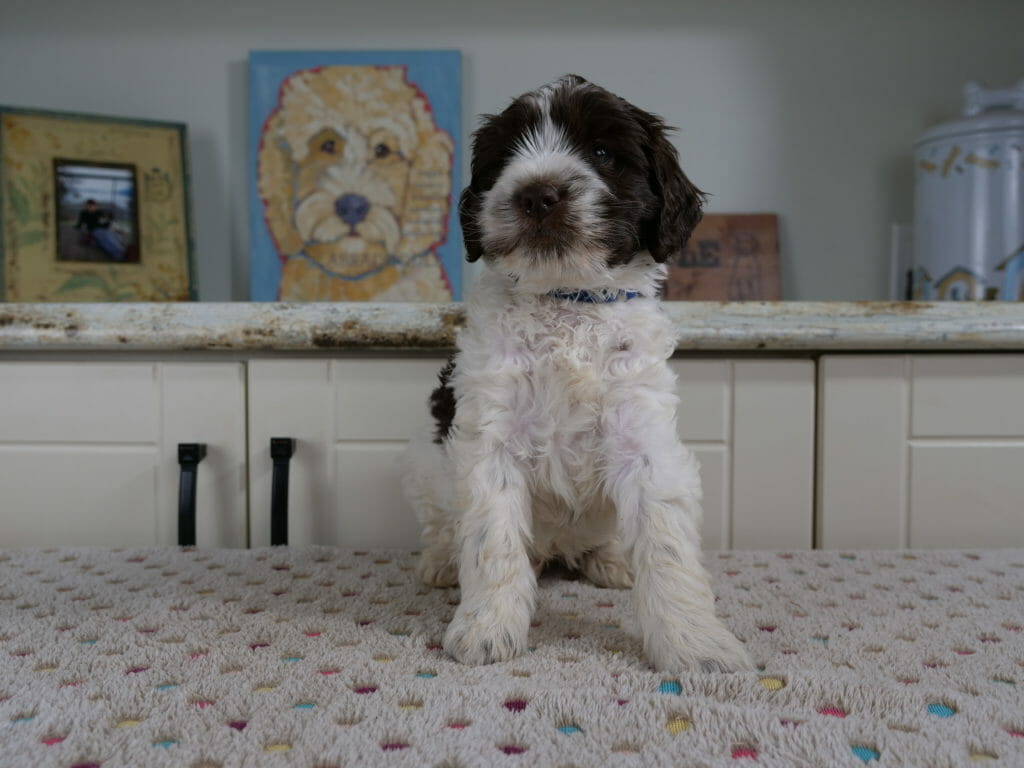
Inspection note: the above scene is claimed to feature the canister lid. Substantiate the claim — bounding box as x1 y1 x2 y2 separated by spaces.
917 80 1024 145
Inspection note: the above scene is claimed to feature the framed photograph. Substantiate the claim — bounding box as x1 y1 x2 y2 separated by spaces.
1 107 195 301
249 50 462 302
662 213 781 301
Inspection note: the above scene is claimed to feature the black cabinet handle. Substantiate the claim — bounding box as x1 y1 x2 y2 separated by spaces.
270 437 296 546
177 443 207 546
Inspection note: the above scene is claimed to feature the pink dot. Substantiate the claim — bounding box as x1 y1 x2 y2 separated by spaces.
306 632 321 637
500 745 526 755
732 746 759 759
503 699 527 713
819 707 846 718
126 666 149 675
617 699 629 706
41 736 65 746
447 722 468 730
228 720 247 731
353 686 378 695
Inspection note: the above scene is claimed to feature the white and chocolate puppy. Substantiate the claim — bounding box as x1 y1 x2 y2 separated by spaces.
402 75 752 673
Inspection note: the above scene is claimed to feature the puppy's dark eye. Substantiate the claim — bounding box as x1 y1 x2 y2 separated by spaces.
320 139 336 154
374 143 392 159
593 144 612 165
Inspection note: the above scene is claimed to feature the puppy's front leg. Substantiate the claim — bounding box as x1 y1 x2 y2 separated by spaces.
604 403 753 674
444 444 535 665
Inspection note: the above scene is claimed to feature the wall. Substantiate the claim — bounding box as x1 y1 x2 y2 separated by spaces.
2 0 1021 300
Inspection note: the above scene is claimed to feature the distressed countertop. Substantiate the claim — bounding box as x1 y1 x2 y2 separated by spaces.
1 301 1024 353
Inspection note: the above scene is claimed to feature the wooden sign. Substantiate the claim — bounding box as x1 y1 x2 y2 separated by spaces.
663 213 780 301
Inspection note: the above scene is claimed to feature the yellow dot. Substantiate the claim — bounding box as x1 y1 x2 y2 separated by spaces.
374 655 393 663
254 685 276 693
971 754 997 762
759 676 786 692
265 744 291 753
116 720 142 728
400 702 422 711
666 717 691 734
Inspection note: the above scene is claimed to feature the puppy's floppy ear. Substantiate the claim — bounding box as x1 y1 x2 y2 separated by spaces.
634 108 706 263
459 186 484 262
257 111 304 258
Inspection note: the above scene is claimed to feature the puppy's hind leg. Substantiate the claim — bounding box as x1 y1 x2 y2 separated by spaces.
400 429 458 588
580 539 634 590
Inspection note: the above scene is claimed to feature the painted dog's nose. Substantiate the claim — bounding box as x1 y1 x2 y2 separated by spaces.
335 193 370 226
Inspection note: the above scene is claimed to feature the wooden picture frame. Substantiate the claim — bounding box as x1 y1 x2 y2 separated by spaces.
663 213 781 301
1 107 195 301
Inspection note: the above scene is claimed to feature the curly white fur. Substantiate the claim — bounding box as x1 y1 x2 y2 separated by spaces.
401 77 752 674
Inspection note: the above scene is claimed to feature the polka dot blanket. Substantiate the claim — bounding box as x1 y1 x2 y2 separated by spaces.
1 547 1022 767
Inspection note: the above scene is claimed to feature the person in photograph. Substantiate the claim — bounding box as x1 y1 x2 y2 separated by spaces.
75 198 125 261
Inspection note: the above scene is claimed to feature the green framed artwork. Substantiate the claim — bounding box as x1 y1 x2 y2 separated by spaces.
0 107 195 301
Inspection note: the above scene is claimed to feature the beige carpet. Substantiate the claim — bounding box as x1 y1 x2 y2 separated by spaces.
1 547 1022 768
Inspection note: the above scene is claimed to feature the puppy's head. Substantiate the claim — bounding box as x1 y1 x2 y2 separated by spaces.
460 75 704 290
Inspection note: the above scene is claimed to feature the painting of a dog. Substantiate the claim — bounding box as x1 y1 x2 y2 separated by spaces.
250 52 461 301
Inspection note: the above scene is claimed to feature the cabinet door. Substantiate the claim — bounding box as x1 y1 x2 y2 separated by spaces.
247 358 441 549
818 354 1024 549
0 362 247 547
672 359 814 550
249 357 814 551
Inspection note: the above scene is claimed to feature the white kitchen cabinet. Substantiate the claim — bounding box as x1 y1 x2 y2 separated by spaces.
248 357 816 551
817 354 1024 549
0 362 247 547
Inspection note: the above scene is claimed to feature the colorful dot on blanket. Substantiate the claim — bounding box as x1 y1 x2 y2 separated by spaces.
732 746 758 759
659 680 682 695
500 745 527 755
504 699 528 713
265 744 291 753
381 742 409 751
759 677 785 691
153 740 177 748
927 703 956 718
557 723 582 734
970 752 997 761
666 717 691 734
851 745 880 763
819 706 847 718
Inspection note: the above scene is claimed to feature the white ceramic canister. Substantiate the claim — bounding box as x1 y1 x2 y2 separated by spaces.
913 80 1024 300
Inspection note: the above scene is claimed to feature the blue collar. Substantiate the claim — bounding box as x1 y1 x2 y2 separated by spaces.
546 289 642 303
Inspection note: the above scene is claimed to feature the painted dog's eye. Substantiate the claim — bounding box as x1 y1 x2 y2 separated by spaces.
320 139 337 154
593 144 612 165
374 143 392 159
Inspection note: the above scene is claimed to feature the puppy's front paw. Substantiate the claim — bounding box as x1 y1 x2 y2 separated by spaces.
646 620 754 674
443 603 528 665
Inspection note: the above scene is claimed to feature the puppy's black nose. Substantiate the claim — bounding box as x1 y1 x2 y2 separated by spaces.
515 183 562 220
335 193 370 226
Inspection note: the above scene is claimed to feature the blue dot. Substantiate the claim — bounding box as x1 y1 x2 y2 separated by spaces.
557 724 582 734
927 703 956 718
659 680 682 695
153 740 177 749
851 745 880 763
294 702 315 709
416 672 436 678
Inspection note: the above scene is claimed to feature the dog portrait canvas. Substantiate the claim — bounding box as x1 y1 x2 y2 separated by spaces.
248 51 462 301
